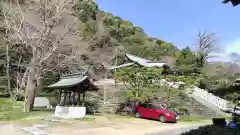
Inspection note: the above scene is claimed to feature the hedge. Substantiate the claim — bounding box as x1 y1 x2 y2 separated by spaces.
180 125 240 135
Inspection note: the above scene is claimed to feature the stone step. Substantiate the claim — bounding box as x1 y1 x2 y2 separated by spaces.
188 93 226 116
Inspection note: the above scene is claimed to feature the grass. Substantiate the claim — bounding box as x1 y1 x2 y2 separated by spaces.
178 115 209 122
104 114 134 120
74 115 96 121
97 114 210 123
178 115 235 124
0 97 133 125
87 113 211 123
0 98 52 124
0 97 218 125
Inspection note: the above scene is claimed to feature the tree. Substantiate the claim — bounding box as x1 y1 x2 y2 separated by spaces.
70 0 181 80
222 0 240 6
1 0 78 112
195 31 218 69
116 66 184 109
116 66 160 103
175 46 199 75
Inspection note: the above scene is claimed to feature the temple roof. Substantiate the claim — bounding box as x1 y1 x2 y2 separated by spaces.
108 53 169 70
236 78 240 83
47 75 88 88
47 72 98 91
108 62 135 70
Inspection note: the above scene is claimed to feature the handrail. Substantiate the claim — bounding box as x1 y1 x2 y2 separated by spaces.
158 79 229 111
192 86 228 111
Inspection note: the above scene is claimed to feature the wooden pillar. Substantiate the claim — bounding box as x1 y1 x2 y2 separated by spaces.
63 90 67 106
73 91 76 106
82 92 85 107
68 90 71 106
59 90 62 106
78 92 80 106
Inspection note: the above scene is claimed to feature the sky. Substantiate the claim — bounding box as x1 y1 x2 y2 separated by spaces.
96 0 240 61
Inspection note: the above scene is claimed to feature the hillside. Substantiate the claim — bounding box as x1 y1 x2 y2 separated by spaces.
202 61 240 78
1 0 239 84
72 1 181 79
0 0 239 117
0 0 239 100
0 0 180 80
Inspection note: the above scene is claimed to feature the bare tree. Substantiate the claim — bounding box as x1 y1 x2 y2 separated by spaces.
1 0 79 112
77 12 125 80
195 31 219 68
196 31 218 59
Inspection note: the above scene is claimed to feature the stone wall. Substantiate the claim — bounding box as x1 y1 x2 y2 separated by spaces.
86 83 126 113
86 80 219 117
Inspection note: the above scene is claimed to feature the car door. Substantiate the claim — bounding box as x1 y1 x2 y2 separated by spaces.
144 104 155 118
147 104 158 119
138 104 150 118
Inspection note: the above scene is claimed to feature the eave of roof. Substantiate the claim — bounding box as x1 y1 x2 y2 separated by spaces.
107 54 169 70
107 62 135 70
235 78 240 83
47 75 89 89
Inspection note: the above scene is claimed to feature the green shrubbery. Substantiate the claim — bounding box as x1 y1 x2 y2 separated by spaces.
180 125 240 135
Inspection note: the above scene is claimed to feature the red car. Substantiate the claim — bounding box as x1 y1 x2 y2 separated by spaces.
135 103 179 122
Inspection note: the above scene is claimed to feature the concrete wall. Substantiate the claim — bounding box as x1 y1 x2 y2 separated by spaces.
159 79 229 111
192 86 228 111
55 106 86 119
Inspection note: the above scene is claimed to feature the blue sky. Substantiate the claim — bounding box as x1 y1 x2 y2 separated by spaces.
96 0 240 61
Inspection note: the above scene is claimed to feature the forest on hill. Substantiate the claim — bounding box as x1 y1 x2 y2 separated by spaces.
0 0 239 112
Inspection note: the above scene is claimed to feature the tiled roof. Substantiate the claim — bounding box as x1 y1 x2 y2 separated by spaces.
47 74 88 88
108 53 168 70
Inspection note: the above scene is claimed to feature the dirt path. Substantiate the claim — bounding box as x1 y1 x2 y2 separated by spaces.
47 123 206 135
0 116 211 135
0 124 28 135
147 125 205 135
47 118 210 135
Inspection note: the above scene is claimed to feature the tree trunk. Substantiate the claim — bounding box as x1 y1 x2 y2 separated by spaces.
30 77 42 109
6 43 12 98
23 71 37 112
29 86 37 110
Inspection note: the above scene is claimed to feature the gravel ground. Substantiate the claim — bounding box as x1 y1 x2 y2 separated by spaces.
0 124 28 135
146 124 205 135
0 119 210 135
0 124 205 135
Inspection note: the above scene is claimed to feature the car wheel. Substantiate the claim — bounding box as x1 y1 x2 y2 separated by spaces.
159 115 166 123
135 112 141 118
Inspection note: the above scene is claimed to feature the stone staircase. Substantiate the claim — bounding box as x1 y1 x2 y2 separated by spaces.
189 87 230 116
154 94 218 117
187 92 226 116
160 79 229 116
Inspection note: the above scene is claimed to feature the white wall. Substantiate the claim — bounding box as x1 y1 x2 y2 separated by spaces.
192 87 228 111
157 79 229 111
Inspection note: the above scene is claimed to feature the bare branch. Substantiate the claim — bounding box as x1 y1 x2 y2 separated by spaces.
196 31 218 59
1 0 79 111
39 18 77 64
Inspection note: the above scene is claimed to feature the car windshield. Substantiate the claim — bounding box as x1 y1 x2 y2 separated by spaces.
151 104 164 109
